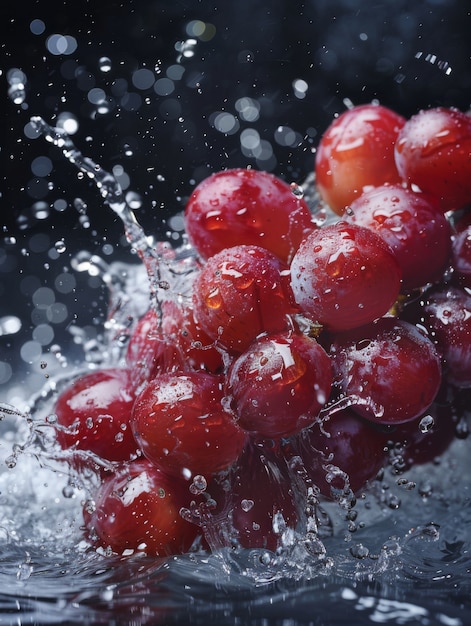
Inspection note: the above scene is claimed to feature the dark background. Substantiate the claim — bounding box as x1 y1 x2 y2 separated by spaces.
1 0 470 390
3 0 470 236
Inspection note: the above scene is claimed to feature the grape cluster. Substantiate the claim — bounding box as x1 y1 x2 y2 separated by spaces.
53 104 471 557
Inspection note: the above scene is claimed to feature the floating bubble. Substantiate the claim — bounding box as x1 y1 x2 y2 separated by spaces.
7 68 27 86
120 92 142 112
46 34 78 56
20 341 42 363
166 64 185 81
46 303 69 325
293 78 308 99
235 97 260 122
30 19 46 35
53 199 68 213
33 324 55 346
154 78 175 97
32 287 55 307
240 128 261 151
209 111 240 135
87 87 107 105
132 68 155 90
186 20 206 38
0 362 13 385
31 156 52 176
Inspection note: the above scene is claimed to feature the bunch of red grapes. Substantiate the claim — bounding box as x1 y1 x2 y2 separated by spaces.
53 104 471 557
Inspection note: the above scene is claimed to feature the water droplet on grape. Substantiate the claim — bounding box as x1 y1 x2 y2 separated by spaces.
189 475 207 494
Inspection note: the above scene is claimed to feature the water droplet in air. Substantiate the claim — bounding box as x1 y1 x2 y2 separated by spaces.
5 456 16 469
53 239 66 254
290 182 304 198
8 84 26 105
0 316 22 336
62 485 75 498
419 414 434 433
99 57 112 73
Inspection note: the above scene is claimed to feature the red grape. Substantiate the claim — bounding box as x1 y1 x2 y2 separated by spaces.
295 408 387 497
126 308 184 388
131 371 246 479
192 244 296 354
160 300 225 374
185 168 314 263
395 107 471 211
386 392 457 472
315 104 405 215
54 368 138 462
346 184 452 292
290 222 402 331
227 444 298 551
421 285 471 388
451 225 471 288
329 317 442 424
84 460 198 556
227 330 332 439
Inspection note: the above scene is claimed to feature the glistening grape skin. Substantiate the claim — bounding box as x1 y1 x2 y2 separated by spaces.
290 222 402 332
314 103 406 215
421 285 471 389
192 244 297 354
131 371 246 480
84 460 199 557
328 317 442 425
54 368 138 463
345 184 452 292
394 107 471 212
290 408 389 497
52 102 468 558
227 330 333 439
215 443 298 552
184 168 314 264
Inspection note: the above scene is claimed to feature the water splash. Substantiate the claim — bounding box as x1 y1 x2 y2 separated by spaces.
28 116 167 316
